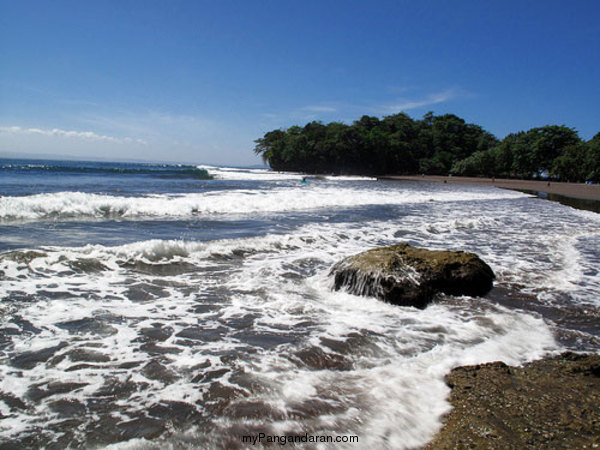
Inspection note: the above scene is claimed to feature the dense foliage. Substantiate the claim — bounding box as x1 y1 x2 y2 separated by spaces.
254 112 599 182
451 126 598 181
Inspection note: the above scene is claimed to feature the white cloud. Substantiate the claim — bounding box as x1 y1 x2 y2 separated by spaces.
0 126 147 145
0 111 264 165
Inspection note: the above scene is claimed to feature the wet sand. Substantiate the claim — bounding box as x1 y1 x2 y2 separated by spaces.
381 175 600 201
381 176 600 213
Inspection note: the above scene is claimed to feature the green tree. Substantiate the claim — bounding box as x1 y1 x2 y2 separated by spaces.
450 150 497 177
511 126 581 178
253 129 286 169
252 112 588 180
412 113 498 174
551 144 588 182
584 132 600 182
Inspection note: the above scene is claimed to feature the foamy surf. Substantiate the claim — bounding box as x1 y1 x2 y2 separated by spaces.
1 160 599 448
0 225 559 448
0 184 529 222
199 165 377 182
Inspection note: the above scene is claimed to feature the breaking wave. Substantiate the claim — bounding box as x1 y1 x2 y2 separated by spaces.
0 186 530 221
0 220 561 448
1 160 598 448
0 161 212 180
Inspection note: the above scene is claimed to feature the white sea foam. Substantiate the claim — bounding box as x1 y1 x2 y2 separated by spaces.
2 178 599 447
199 165 304 181
199 165 377 182
0 184 529 221
0 219 561 447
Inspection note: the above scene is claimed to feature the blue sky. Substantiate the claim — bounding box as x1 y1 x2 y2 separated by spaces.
1 0 598 165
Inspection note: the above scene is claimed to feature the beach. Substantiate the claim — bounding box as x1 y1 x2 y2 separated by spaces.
382 175 600 201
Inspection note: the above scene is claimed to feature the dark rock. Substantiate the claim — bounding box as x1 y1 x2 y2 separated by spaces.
426 352 600 449
319 332 381 356
63 348 111 363
10 342 67 369
175 326 224 341
0 391 27 411
48 399 87 417
286 398 346 420
330 243 494 308
66 258 109 273
55 318 117 337
93 377 147 399
115 416 165 440
137 325 173 342
66 363 103 372
224 400 287 420
232 331 289 349
201 381 247 414
139 342 182 355
191 368 229 384
289 346 352 371
147 400 203 423
116 361 141 369
125 283 168 302
141 360 179 383
119 260 198 276
26 382 87 402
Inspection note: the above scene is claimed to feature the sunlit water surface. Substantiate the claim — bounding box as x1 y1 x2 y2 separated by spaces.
0 159 598 449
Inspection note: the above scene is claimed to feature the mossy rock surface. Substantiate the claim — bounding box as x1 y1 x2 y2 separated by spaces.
426 352 600 449
330 243 494 308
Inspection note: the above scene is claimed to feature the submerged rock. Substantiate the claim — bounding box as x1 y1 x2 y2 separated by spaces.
330 243 494 308
426 352 600 449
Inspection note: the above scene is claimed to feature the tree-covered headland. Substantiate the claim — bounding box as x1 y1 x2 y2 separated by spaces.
254 112 600 182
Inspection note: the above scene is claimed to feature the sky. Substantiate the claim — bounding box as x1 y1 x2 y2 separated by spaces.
1 0 599 166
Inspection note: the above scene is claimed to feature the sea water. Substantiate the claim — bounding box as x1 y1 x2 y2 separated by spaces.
0 159 598 448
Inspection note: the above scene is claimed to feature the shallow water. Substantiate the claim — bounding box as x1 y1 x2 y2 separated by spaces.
0 159 598 448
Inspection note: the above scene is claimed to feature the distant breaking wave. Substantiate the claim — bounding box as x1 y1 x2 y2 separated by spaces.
0 162 212 179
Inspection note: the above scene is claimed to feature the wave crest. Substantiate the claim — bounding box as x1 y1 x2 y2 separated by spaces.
0 187 529 222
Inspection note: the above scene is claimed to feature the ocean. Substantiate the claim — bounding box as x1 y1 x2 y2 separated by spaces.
0 158 599 449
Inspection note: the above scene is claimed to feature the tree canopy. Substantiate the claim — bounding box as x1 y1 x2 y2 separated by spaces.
254 112 599 182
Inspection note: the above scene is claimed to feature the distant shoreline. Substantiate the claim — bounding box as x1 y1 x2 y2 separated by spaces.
381 175 600 210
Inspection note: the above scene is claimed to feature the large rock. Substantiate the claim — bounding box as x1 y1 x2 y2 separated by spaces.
330 243 494 308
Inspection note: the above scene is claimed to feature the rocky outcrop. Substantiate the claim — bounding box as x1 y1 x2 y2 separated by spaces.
426 352 600 449
330 243 494 308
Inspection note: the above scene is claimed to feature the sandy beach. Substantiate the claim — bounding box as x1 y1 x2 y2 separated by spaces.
381 175 600 202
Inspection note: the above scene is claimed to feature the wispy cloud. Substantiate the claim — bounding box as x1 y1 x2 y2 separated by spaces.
384 89 460 112
70 111 263 164
0 103 265 164
262 89 465 127
0 126 147 145
75 112 221 145
301 105 337 113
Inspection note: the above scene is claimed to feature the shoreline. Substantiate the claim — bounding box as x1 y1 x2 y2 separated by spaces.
380 175 600 201
381 175 600 213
